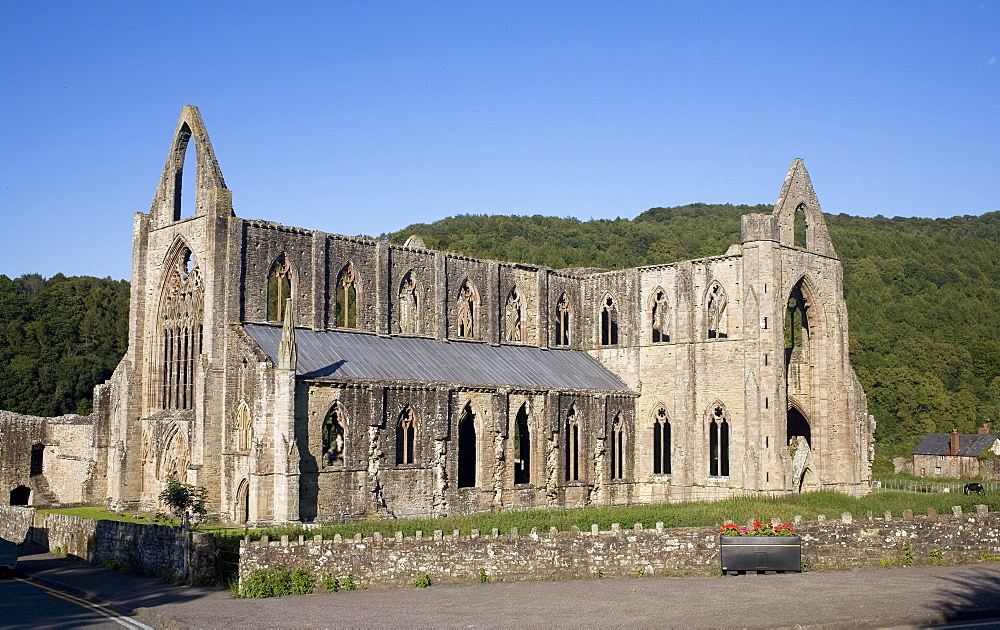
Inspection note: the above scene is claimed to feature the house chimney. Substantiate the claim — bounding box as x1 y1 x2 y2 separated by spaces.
979 423 990 435
950 428 960 456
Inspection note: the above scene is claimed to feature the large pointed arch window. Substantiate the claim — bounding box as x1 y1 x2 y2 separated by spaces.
457 403 477 487
335 263 358 328
267 255 292 322
650 288 670 343
505 286 524 342
709 404 730 477
785 279 810 362
555 293 572 346
653 406 671 475
456 280 480 339
706 282 728 339
322 403 346 466
160 245 203 410
600 294 619 345
513 404 531 485
396 405 418 465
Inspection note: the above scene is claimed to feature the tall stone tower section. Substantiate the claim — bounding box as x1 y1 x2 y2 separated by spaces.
106 106 235 511
741 159 873 494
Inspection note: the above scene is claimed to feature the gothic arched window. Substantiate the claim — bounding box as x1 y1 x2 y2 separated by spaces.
396 405 418 465
267 255 292 322
708 404 730 477
235 401 253 452
322 404 345 466
706 282 728 339
505 286 524 342
160 245 203 410
513 404 530 485
335 263 358 328
565 406 581 481
456 280 480 339
398 271 419 335
600 294 619 345
650 288 670 343
653 406 671 475
555 293 572 346
457 403 477 487
610 414 625 480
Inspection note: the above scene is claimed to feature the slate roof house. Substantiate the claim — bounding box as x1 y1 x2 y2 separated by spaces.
1 107 876 524
912 428 1000 478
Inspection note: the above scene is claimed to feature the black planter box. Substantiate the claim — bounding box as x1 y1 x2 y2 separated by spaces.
720 535 801 574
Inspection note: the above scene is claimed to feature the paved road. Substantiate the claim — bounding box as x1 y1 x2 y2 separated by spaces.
0 573 150 629
13 545 1000 628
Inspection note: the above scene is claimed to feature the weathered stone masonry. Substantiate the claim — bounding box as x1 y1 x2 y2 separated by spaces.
2 106 875 525
238 506 1000 590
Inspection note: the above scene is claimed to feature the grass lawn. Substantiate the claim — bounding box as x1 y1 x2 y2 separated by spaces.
39 489 997 554
212 489 999 551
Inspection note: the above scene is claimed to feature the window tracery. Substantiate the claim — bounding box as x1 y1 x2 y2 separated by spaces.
708 404 730 476
610 415 625 480
335 263 358 328
235 401 253 452
267 255 292 322
565 406 581 481
398 271 419 335
322 403 345 466
555 293 572 346
706 282 728 339
653 406 671 475
161 246 203 410
600 294 619 345
456 280 480 339
650 288 670 343
505 286 524 342
396 405 418 465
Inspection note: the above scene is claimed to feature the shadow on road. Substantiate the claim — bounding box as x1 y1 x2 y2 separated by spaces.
931 564 1000 623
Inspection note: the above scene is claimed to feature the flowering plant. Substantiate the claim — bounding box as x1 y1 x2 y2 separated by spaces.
720 521 796 536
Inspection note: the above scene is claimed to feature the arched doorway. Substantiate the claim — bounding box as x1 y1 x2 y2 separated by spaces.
787 406 811 447
235 479 250 525
799 467 819 492
10 485 30 506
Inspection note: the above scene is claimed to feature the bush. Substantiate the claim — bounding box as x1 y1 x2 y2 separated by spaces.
240 568 314 598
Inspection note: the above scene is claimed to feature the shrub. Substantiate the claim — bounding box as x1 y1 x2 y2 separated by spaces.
239 568 314 598
413 573 431 588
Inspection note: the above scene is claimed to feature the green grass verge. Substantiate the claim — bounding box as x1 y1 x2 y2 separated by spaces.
212 490 998 552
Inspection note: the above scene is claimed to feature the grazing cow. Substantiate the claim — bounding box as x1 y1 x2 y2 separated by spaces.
964 482 985 496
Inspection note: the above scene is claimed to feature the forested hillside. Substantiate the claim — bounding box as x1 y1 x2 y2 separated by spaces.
0 274 129 415
385 206 1000 448
2 206 997 451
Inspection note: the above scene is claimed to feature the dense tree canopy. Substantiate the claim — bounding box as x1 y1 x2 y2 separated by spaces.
2 206 997 453
0 274 129 415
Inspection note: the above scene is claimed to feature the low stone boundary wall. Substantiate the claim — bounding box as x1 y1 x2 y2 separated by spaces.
0 505 216 584
239 505 1000 590
0 505 34 543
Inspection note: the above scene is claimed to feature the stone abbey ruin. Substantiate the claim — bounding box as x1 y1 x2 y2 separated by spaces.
0 106 875 524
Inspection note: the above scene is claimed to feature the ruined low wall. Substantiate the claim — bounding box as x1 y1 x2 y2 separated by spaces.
0 505 35 542
239 505 1000 590
0 506 216 584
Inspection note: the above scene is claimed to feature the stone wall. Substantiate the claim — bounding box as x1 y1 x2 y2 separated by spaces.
0 506 216 584
239 505 1000 590
0 505 35 542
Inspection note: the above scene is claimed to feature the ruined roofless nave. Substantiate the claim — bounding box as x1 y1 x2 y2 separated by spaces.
1 106 874 524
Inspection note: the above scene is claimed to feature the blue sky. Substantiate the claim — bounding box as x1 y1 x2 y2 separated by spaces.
2 1 997 281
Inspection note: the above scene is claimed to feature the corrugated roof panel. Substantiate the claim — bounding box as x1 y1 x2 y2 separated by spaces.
244 324 630 392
